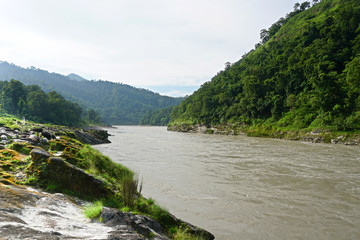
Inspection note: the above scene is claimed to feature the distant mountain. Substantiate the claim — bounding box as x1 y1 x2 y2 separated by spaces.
67 73 87 82
0 62 182 124
170 0 360 131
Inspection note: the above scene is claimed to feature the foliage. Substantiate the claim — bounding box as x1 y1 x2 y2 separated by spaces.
140 106 174 126
0 79 100 126
76 145 134 186
84 200 103 219
170 0 360 131
172 227 205 240
121 174 143 208
0 64 183 125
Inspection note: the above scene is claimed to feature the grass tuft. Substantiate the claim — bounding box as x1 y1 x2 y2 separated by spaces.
172 227 205 240
84 200 103 219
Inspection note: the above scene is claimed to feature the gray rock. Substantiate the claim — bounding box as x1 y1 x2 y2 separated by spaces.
29 134 39 142
101 207 169 240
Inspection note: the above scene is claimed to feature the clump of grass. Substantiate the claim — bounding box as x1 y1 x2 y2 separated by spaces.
84 200 103 219
77 145 133 186
172 227 205 240
121 174 143 208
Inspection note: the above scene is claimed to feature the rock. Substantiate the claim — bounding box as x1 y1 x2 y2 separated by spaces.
29 148 112 199
1 135 7 140
29 134 39 143
101 207 169 240
31 127 43 133
42 131 55 140
30 148 53 165
74 130 111 145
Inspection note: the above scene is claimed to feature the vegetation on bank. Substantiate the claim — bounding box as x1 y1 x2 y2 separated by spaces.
0 79 102 126
140 106 175 126
0 116 208 240
169 0 360 134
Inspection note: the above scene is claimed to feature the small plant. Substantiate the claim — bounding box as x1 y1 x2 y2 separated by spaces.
84 200 103 219
46 182 58 192
121 175 141 208
172 227 205 240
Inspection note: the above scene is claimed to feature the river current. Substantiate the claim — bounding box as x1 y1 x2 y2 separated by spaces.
94 126 360 240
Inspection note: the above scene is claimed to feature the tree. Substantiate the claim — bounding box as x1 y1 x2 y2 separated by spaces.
225 62 231 70
1 79 26 114
294 2 300 11
300 1 311 11
260 29 270 43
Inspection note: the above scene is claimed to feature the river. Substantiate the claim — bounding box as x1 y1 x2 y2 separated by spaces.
94 126 360 240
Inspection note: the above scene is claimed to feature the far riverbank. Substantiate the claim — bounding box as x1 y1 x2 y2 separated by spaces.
168 123 360 146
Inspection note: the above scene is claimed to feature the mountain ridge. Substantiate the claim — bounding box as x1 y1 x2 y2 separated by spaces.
0 61 182 124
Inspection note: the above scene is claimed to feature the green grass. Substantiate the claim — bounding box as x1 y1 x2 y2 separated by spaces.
77 145 134 186
84 200 103 219
172 227 205 240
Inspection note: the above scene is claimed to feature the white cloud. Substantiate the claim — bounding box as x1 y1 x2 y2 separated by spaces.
0 0 300 96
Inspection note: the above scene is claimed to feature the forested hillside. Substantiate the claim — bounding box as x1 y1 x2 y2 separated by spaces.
170 0 360 131
0 62 182 125
0 79 91 126
140 106 174 126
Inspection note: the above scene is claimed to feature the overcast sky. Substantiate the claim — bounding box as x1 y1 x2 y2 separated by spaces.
0 0 300 96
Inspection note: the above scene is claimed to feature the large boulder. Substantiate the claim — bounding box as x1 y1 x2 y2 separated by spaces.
101 207 169 240
29 148 112 199
74 129 111 145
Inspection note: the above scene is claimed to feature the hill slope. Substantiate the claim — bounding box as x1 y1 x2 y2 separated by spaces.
170 0 360 132
0 62 182 125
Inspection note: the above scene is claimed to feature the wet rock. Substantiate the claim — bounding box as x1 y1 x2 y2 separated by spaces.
0 184 113 239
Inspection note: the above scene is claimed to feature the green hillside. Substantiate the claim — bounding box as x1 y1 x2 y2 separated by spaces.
170 0 360 132
0 62 182 125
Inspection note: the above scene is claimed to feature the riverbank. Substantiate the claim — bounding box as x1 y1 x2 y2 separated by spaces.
0 117 214 240
167 123 360 146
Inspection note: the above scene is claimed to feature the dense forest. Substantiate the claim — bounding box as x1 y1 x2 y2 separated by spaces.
0 79 99 126
0 63 182 125
170 0 360 131
140 106 174 126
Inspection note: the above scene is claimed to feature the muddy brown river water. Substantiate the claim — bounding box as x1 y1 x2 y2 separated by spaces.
95 126 360 240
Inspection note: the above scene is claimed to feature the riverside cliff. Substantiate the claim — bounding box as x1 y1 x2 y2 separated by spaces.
0 118 214 240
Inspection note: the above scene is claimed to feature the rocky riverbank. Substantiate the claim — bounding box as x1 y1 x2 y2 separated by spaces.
168 123 360 146
0 118 214 240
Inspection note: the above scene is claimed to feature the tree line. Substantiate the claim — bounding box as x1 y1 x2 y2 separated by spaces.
0 79 101 126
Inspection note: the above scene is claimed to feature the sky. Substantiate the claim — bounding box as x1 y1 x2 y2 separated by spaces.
0 0 300 97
